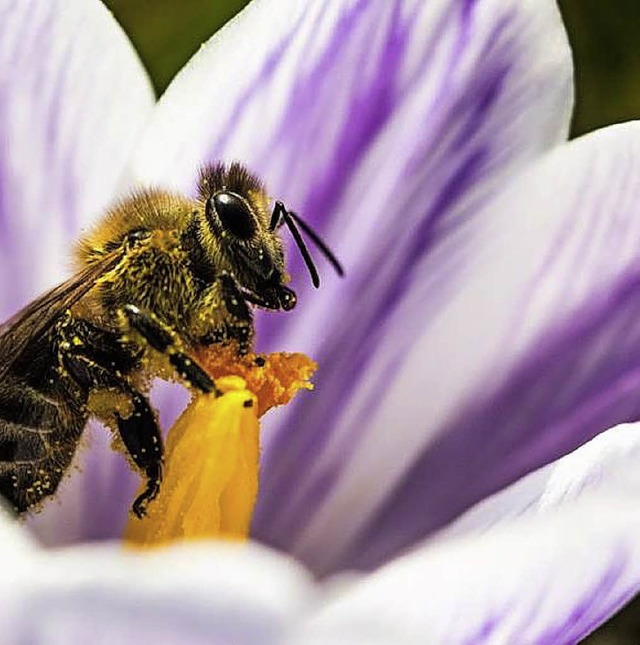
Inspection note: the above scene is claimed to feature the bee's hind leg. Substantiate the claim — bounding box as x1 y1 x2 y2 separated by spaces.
120 305 219 395
57 328 164 519
111 383 162 519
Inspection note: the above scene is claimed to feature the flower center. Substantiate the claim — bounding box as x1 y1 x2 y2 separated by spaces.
124 348 316 547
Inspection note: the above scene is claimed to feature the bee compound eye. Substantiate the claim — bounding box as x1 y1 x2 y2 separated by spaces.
211 191 257 240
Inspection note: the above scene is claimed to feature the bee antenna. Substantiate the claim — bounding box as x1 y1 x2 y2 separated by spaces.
271 202 344 287
286 211 344 278
273 202 320 288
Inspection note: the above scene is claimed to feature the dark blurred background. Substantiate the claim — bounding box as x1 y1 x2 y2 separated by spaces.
101 1 640 642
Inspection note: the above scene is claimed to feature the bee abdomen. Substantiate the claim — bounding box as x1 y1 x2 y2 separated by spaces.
0 378 86 513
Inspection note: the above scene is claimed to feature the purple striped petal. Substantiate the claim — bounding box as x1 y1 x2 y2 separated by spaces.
133 0 572 356
292 498 640 644
269 122 640 575
5 542 312 644
440 422 640 542
131 0 573 566
0 0 154 318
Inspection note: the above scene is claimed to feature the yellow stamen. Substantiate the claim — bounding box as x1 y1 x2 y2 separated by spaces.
124 349 316 547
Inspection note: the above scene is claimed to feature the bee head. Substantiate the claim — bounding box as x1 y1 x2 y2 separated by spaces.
197 162 295 310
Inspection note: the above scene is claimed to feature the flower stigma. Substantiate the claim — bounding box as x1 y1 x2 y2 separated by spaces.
124 347 316 547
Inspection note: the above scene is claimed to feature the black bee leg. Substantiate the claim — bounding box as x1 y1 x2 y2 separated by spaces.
214 266 295 313
56 315 142 375
240 289 280 310
216 272 254 355
59 349 163 518
115 388 162 519
120 305 218 395
241 286 297 311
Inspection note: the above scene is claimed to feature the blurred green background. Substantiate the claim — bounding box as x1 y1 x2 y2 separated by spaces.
104 0 249 96
103 0 640 138
101 1 640 642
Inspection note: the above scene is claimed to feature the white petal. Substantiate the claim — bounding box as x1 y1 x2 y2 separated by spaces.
0 0 154 316
291 498 640 644
0 505 39 635
9 541 313 644
0 504 37 555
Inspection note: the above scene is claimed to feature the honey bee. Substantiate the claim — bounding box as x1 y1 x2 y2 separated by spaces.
0 162 342 518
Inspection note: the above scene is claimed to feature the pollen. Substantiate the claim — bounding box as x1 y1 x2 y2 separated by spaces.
124 348 316 548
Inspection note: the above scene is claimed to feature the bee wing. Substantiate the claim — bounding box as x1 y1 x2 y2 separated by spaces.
0 251 123 379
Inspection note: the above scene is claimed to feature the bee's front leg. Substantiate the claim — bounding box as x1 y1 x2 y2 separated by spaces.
216 272 254 354
194 272 255 355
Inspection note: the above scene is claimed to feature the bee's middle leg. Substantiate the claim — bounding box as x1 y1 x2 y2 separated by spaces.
120 305 218 395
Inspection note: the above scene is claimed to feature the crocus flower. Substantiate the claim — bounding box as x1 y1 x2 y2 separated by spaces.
3 0 640 641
